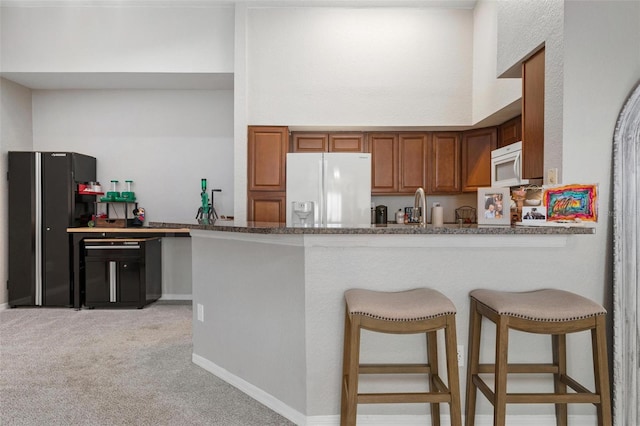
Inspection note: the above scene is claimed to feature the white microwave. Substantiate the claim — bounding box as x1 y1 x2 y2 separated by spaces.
491 141 529 187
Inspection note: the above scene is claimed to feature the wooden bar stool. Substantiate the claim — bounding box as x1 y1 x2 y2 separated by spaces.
340 288 462 426
465 289 612 426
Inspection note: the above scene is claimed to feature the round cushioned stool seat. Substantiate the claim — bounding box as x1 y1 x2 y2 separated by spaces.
345 288 456 322
470 288 606 322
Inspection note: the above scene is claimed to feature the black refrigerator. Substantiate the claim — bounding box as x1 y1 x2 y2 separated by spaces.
8 151 96 307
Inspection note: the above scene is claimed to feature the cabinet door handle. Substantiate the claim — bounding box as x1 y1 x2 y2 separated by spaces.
86 245 140 250
109 261 117 303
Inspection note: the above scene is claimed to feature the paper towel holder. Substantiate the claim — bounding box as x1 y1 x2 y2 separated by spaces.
432 202 444 227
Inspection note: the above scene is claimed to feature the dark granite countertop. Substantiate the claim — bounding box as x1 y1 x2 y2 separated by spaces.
149 220 595 235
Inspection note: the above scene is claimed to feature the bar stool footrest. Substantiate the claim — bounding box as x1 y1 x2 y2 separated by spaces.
359 392 453 404
478 363 559 374
472 375 602 404
359 363 432 374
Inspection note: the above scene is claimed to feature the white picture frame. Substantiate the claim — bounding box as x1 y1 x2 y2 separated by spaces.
477 187 511 226
521 206 547 224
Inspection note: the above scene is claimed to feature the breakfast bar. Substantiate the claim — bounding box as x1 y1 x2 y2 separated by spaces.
151 220 598 424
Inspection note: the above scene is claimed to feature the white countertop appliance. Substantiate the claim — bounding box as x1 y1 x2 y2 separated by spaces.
286 153 371 227
491 141 529 187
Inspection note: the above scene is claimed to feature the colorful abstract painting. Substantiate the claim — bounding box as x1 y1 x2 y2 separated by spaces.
544 184 598 222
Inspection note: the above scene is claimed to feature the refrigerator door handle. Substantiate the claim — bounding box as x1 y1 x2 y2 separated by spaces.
319 157 325 226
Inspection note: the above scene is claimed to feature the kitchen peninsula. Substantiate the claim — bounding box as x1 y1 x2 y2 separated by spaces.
151 220 595 424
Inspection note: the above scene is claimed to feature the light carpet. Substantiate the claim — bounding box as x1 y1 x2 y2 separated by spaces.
0 303 294 425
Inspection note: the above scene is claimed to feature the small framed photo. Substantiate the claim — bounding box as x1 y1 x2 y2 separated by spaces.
477 187 511 226
521 206 547 223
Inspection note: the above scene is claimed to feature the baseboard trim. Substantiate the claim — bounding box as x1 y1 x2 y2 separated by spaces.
190 354 597 426
305 415 596 425
192 353 306 425
159 294 191 301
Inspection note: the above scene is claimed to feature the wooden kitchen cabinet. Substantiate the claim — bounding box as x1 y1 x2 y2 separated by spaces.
398 133 429 193
328 133 366 152
522 48 545 179
369 133 399 194
248 192 286 223
498 115 522 148
247 126 289 222
461 127 497 192
248 126 289 191
292 133 328 152
429 132 461 194
291 132 365 152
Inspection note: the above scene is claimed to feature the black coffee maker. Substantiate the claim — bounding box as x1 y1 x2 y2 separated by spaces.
375 205 388 225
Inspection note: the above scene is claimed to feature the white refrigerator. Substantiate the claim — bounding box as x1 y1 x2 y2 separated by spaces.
286 153 371 227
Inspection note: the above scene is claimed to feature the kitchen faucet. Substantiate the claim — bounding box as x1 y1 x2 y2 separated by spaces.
413 187 427 226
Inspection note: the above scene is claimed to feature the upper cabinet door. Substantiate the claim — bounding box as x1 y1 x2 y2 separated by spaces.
248 126 289 191
398 133 428 193
369 133 399 194
522 47 545 179
329 133 366 152
292 133 328 152
429 132 461 194
498 115 522 148
291 132 365 152
461 127 497 192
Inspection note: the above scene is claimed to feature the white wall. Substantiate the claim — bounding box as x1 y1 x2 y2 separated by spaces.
0 6 234 72
246 7 473 127
472 0 522 123
233 3 250 224
561 0 640 346
563 0 640 184
0 77 33 307
191 231 307 415
32 89 235 224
